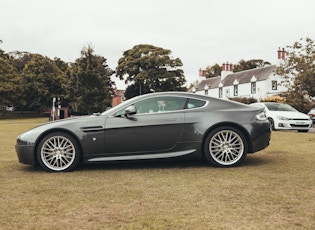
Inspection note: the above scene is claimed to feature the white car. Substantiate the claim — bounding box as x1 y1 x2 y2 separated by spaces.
308 108 315 124
251 102 312 132
6 106 15 112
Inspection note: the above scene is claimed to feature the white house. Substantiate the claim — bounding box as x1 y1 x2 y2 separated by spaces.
193 48 289 101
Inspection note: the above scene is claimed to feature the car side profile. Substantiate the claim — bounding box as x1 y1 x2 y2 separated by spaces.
16 92 271 172
251 102 312 132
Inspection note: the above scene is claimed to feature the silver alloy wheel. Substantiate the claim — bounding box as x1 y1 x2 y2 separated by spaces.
208 130 244 166
40 135 76 171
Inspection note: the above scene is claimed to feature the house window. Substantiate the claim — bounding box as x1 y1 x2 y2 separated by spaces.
272 81 277 90
251 82 256 94
205 89 208 95
234 85 238 96
219 87 223 98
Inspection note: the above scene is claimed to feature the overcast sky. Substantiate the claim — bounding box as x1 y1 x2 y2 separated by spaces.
1 0 314 88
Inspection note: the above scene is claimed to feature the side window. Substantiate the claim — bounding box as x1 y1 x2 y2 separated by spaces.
134 97 187 114
186 98 206 109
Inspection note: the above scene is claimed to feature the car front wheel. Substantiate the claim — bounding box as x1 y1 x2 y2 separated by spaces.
37 132 81 172
204 127 248 167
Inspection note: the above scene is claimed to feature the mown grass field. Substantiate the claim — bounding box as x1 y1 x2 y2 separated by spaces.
0 118 315 229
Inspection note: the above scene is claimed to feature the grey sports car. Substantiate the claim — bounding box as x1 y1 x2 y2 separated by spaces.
16 92 271 172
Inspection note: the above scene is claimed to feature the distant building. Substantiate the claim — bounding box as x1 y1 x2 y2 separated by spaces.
192 48 289 101
112 87 125 107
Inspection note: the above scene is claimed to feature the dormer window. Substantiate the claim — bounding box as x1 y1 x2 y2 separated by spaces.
218 82 223 98
234 85 238 96
251 82 256 94
251 76 257 94
272 81 277 90
204 85 209 95
233 79 239 96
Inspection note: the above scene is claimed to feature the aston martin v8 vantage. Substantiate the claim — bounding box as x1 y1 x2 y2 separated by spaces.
16 92 271 172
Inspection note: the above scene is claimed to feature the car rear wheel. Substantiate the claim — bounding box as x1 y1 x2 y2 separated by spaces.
37 132 81 172
204 127 248 167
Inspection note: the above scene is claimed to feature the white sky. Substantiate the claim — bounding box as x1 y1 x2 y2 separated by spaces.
1 0 314 88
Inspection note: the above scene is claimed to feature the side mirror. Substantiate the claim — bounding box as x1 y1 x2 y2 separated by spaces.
124 105 137 116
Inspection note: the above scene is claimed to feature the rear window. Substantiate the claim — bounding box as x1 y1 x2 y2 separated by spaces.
186 98 206 109
265 103 297 112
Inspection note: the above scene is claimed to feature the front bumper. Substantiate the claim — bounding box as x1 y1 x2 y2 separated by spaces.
275 119 312 130
15 144 36 165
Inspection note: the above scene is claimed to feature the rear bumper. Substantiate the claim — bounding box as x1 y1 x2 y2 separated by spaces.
248 122 271 153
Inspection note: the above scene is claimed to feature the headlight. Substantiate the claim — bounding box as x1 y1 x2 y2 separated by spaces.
277 116 290 120
256 111 267 121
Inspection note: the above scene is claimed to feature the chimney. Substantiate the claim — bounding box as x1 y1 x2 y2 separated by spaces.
277 47 285 60
281 48 285 60
221 61 233 79
222 63 226 71
277 47 281 59
199 68 206 77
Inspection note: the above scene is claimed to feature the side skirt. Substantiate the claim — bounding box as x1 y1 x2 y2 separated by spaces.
87 149 196 163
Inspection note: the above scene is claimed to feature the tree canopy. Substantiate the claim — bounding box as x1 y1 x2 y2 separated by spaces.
204 63 221 78
116 44 186 99
20 53 65 111
233 59 271 73
0 42 114 114
66 46 114 114
0 55 20 111
276 37 315 112
203 59 271 79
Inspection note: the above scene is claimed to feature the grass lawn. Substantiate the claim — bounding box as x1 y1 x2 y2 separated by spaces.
0 118 315 229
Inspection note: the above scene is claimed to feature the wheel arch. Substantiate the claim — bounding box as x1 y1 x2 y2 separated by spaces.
33 128 83 165
201 122 253 155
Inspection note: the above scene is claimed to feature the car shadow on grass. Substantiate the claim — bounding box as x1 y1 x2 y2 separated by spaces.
79 155 271 172
18 155 272 173
80 158 209 171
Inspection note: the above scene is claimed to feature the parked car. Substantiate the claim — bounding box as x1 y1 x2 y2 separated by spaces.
251 102 312 132
16 92 271 172
307 108 315 124
6 105 15 112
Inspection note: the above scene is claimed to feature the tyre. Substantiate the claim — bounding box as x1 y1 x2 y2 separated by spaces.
298 130 308 133
268 118 275 131
204 126 248 167
37 132 81 172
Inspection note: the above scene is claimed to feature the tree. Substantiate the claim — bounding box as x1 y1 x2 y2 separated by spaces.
116 44 186 99
20 54 65 111
277 37 315 103
276 38 315 113
204 63 221 78
0 56 21 114
233 59 271 73
0 39 7 59
66 45 114 114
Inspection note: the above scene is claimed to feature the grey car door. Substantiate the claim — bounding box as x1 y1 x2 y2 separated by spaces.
104 96 186 154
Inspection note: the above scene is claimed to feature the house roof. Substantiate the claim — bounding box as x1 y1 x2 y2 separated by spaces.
195 65 276 90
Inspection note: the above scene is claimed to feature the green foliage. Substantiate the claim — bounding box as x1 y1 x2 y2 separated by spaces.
279 90 311 113
66 45 114 114
229 97 257 104
20 54 65 111
233 59 271 73
277 37 315 101
116 44 186 99
0 56 21 111
205 63 221 78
